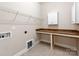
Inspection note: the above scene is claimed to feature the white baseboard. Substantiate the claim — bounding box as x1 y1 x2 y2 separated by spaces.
55 43 77 51
14 48 29 56
33 41 40 47
14 41 40 56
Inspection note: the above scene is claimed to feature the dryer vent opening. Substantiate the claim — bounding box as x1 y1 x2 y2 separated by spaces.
27 41 32 49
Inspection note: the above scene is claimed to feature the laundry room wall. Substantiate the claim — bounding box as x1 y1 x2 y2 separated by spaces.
0 2 41 56
40 2 77 50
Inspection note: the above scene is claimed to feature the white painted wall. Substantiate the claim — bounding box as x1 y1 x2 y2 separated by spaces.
0 2 41 56
0 2 40 18
0 2 79 55
40 2 75 29
40 2 78 50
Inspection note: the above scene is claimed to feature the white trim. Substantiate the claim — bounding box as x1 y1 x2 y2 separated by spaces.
55 42 77 51
14 48 29 56
14 41 40 56
33 41 40 47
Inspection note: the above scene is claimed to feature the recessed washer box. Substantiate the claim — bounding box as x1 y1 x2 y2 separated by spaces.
0 32 12 40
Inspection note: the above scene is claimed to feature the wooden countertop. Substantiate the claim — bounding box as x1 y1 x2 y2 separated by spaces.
36 28 79 38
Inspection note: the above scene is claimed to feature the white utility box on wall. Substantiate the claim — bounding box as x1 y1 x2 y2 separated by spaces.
48 11 58 25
